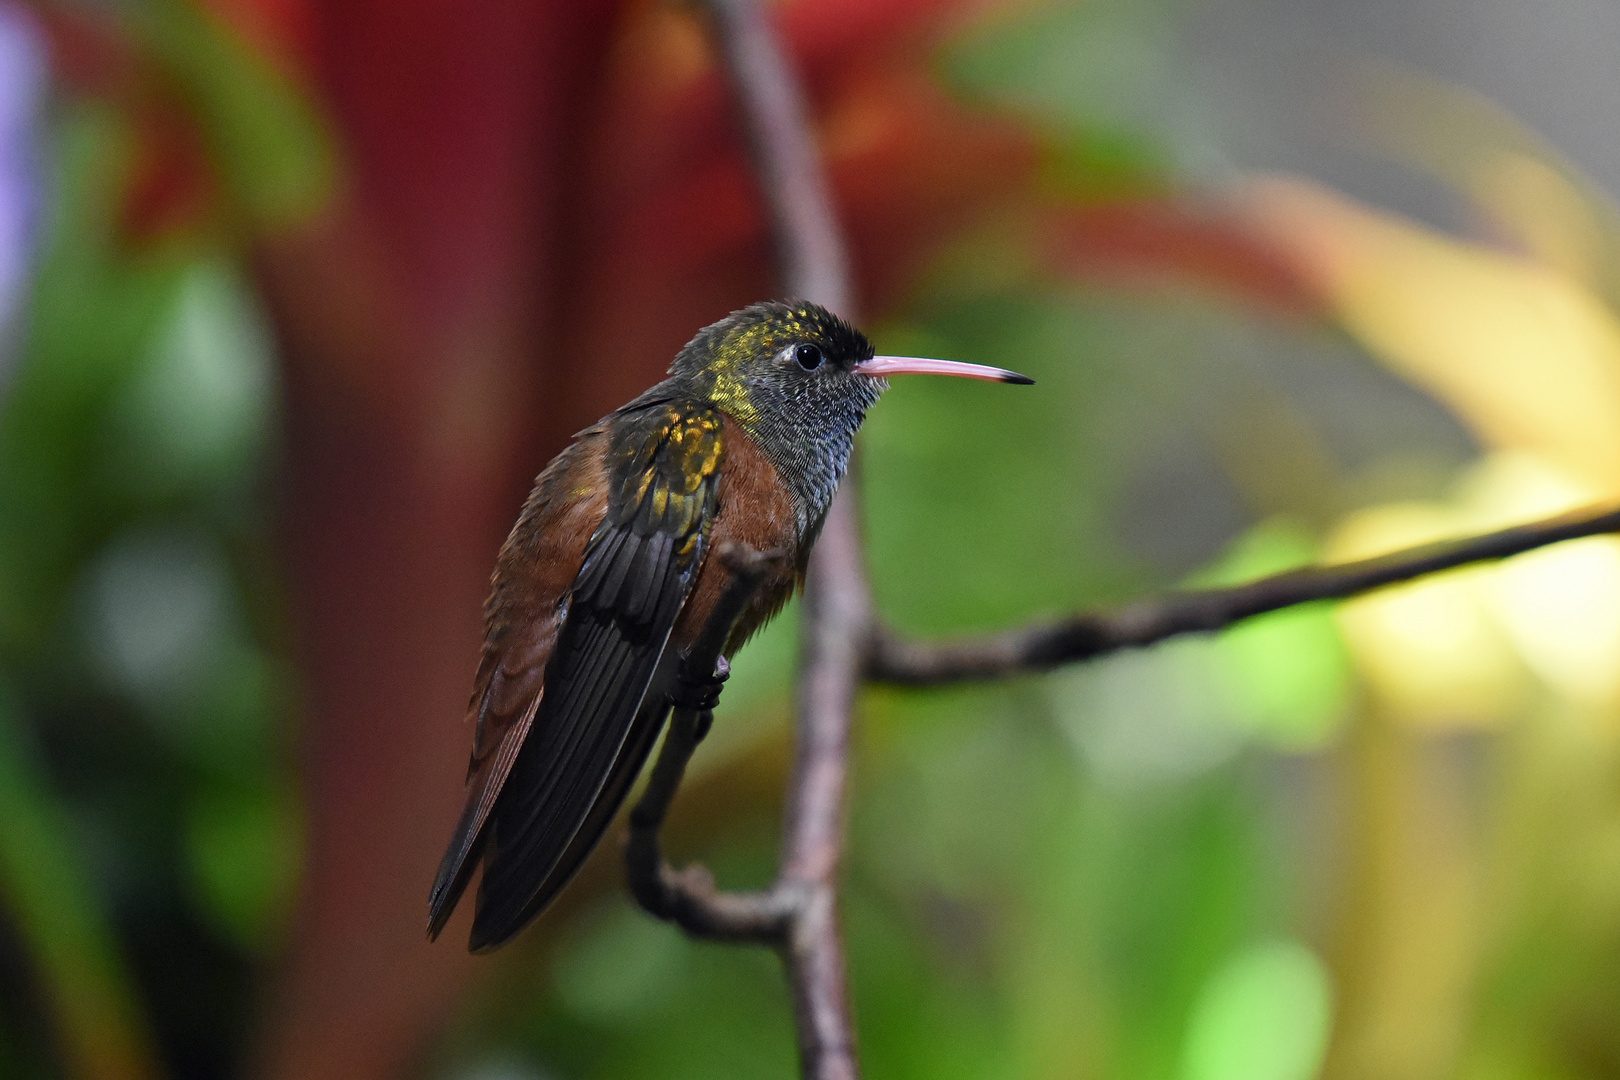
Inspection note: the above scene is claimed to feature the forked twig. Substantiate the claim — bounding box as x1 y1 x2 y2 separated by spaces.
628 4 1620 1079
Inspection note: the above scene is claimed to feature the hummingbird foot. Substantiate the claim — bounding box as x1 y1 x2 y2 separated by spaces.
671 655 731 724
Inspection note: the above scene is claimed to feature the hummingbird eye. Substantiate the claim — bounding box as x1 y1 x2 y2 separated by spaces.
793 343 824 371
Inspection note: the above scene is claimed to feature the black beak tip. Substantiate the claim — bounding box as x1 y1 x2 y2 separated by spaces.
1002 371 1035 385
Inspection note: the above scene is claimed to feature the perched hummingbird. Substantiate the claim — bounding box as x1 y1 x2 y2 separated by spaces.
428 300 1032 951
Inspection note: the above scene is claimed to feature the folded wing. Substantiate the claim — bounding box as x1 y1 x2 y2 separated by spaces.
435 402 724 951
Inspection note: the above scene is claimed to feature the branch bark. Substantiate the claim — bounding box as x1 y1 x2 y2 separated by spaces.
867 502 1620 685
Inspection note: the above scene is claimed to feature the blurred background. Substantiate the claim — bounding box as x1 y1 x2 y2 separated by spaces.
4 0 1620 1078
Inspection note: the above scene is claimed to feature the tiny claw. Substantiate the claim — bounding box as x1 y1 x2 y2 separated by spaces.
672 655 730 713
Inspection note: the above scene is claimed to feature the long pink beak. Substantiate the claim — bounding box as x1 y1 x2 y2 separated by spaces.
854 355 1034 384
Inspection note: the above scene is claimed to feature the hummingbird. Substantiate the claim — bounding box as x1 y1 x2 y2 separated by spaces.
428 300 1032 951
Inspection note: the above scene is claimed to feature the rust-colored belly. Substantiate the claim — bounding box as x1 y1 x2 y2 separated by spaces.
673 414 804 657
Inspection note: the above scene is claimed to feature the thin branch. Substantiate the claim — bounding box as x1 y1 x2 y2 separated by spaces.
706 0 866 1072
868 502 1620 685
706 0 851 314
627 2 867 1078
778 489 869 1080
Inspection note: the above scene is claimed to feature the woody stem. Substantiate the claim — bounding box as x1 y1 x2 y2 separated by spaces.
629 9 1620 1080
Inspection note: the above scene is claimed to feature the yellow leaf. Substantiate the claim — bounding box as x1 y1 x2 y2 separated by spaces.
1241 177 1620 493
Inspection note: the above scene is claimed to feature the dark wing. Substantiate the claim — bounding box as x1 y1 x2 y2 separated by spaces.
466 403 724 950
428 436 598 942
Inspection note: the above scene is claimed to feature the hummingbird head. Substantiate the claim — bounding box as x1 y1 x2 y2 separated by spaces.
671 299 1031 536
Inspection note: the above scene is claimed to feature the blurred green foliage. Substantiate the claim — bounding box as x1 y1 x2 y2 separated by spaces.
0 101 290 1077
